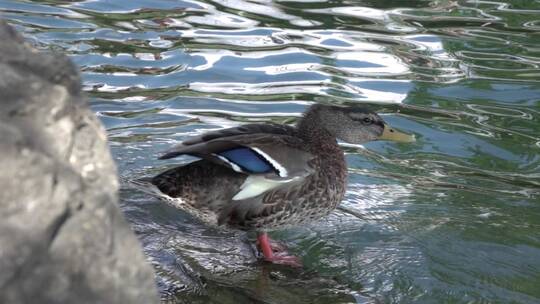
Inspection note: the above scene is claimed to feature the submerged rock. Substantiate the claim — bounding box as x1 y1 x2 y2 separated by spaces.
0 20 158 304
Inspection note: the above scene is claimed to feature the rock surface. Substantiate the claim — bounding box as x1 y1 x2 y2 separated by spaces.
0 20 158 304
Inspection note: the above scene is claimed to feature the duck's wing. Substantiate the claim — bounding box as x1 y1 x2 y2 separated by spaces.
157 125 324 228
176 123 295 147
159 124 315 199
160 123 292 161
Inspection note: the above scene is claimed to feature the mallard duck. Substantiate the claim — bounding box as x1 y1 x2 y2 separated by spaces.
151 104 414 266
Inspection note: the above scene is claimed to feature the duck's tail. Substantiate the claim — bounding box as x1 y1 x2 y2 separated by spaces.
125 176 192 211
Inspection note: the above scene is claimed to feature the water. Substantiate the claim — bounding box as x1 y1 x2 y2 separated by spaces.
2 0 539 302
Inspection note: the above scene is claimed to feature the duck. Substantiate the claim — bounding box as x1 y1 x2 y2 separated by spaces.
151 104 415 266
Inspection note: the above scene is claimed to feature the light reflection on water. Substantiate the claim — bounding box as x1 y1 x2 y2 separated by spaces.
2 0 539 302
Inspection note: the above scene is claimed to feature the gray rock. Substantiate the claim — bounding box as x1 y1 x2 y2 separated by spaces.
0 20 158 304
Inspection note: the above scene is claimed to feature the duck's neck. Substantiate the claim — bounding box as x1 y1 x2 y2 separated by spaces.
296 106 340 152
297 106 347 184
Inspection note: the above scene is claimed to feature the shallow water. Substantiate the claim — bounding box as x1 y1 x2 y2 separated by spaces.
3 0 539 302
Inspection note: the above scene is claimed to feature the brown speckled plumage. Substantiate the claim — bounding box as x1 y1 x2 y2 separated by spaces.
152 104 401 232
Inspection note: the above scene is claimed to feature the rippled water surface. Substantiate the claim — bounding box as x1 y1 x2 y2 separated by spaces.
3 0 539 302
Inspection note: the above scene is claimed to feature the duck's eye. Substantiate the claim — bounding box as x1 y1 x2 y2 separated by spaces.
362 117 373 125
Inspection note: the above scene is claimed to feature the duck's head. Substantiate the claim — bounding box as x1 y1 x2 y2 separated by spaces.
300 104 415 144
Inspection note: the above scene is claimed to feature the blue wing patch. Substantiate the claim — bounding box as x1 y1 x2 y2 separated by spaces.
219 147 272 173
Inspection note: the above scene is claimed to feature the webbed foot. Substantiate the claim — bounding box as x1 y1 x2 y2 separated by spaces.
257 232 302 268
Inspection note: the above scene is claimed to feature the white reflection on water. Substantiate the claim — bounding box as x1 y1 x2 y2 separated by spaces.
340 183 413 223
308 6 389 22
211 0 298 21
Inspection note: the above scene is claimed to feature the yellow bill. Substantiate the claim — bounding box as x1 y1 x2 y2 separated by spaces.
379 124 416 143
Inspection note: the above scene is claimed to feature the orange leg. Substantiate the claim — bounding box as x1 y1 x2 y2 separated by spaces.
257 232 302 267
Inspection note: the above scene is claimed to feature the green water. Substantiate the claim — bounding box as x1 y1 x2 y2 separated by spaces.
2 0 539 303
